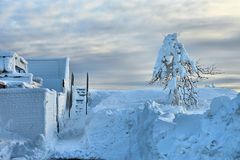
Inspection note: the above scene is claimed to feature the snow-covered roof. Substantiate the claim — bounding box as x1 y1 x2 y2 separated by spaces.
0 51 28 65
0 50 17 57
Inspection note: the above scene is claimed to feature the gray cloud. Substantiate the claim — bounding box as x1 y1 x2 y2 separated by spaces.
0 0 239 91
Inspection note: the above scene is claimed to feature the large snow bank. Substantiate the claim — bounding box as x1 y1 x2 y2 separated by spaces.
52 88 239 160
139 93 240 159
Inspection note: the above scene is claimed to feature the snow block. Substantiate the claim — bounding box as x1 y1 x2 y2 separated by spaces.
0 88 57 140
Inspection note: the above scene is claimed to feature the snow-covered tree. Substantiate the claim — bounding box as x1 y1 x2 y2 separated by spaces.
151 33 215 106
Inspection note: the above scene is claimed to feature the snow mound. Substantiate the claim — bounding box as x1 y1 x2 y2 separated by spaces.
0 129 53 160
140 92 240 160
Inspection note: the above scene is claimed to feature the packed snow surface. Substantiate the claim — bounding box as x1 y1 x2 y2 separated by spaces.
1 88 240 160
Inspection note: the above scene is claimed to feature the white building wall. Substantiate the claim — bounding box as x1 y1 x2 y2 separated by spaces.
0 88 57 140
27 58 70 93
27 58 71 114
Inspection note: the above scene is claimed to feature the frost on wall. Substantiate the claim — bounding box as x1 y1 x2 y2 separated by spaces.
0 88 57 140
151 33 215 106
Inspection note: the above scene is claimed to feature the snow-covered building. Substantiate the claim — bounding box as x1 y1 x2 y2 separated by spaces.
0 51 72 140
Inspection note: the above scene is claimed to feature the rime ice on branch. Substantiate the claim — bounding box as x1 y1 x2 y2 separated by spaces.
151 33 215 106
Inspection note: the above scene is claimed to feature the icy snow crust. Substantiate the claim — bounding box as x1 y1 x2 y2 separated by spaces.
1 88 240 160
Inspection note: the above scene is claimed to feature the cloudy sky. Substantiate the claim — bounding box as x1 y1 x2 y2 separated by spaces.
0 0 239 91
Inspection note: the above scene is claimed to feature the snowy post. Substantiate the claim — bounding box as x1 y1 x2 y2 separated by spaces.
151 33 215 106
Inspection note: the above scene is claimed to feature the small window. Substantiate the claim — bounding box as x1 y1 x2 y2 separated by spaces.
15 66 25 73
